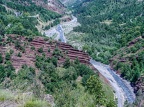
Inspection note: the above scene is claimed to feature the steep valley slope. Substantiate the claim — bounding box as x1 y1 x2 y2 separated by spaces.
0 34 115 107
65 0 144 106
0 0 117 107
1 0 144 106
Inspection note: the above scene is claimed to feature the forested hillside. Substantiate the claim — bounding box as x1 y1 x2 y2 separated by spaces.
110 36 144 82
0 0 61 36
72 0 144 105
2 0 144 106
0 0 117 106
74 0 144 64
0 34 116 107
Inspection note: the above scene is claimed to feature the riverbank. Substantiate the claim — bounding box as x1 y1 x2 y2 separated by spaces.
90 60 135 107
43 15 136 107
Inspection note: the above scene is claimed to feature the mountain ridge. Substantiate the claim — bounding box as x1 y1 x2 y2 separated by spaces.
2 0 144 106
4 0 66 14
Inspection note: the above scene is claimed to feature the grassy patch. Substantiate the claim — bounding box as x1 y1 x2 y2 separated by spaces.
0 89 15 101
65 31 86 49
100 20 113 25
0 89 51 107
99 76 115 101
51 33 57 39
54 82 95 107
24 100 50 107
74 83 95 107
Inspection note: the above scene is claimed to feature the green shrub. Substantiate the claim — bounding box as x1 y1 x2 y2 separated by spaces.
0 53 3 63
10 49 14 54
106 100 116 107
48 48 50 52
17 52 22 57
51 57 57 67
52 48 61 56
63 58 71 68
28 37 33 42
5 52 11 60
0 96 5 101
38 47 43 53
31 46 35 50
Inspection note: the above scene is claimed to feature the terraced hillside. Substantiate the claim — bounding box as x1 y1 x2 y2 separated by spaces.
0 34 116 107
110 36 144 88
1 34 90 71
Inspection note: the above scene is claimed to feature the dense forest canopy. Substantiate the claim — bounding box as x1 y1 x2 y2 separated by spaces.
73 0 144 83
74 0 144 63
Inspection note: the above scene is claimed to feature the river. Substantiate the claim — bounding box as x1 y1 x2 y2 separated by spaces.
46 16 136 107
90 60 135 107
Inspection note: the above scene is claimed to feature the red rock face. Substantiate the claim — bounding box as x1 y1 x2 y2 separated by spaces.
8 0 66 14
2 34 91 71
32 0 66 14
134 76 144 93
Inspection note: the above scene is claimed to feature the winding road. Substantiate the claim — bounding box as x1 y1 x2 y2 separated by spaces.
56 24 66 43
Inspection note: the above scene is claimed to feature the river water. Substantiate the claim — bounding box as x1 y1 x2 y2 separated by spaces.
55 16 135 107
90 59 135 107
